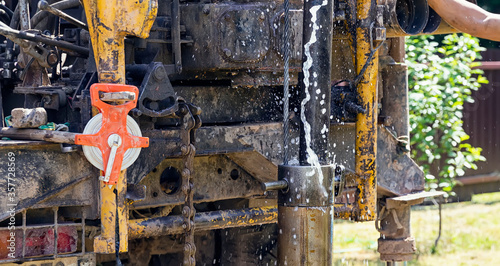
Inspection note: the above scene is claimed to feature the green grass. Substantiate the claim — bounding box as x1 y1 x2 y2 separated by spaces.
333 192 500 265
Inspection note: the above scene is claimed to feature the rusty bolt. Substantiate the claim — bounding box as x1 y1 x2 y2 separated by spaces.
224 13 231 21
47 52 58 66
259 12 265 21
182 169 191 178
182 222 188 229
202 6 210 15
181 145 189 155
223 48 232 57
182 206 191 217
182 184 190 194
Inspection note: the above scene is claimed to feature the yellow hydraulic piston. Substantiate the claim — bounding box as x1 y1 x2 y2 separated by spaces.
81 0 157 254
355 0 378 221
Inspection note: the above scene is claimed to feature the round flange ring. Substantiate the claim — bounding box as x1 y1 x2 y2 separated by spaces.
81 113 142 171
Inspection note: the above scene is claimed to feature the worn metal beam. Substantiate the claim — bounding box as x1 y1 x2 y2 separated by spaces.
128 207 278 239
354 0 378 222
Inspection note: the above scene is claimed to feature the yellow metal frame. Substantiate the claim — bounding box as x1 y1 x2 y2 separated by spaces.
355 0 378 222
81 0 157 253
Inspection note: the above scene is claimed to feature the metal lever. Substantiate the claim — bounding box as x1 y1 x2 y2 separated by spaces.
100 134 122 183
38 0 89 30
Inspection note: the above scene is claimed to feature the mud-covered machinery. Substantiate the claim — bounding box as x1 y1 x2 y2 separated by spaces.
0 0 457 265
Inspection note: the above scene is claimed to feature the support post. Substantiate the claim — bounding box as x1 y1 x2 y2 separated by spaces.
355 0 379 221
278 0 334 264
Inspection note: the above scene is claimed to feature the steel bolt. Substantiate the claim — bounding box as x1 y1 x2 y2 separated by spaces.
153 66 167 81
181 145 189 155
182 206 190 217
259 12 265 21
223 48 232 57
47 52 58 66
182 169 191 177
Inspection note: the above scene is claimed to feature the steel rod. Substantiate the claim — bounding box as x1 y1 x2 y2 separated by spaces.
0 127 77 143
128 207 278 239
298 0 334 165
38 0 88 30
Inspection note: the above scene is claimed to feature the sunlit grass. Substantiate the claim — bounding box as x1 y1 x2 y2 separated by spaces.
333 192 500 265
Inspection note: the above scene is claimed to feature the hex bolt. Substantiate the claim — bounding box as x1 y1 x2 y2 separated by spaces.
223 48 232 57
131 108 143 117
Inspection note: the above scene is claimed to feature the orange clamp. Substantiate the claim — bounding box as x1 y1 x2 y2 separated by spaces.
75 83 149 185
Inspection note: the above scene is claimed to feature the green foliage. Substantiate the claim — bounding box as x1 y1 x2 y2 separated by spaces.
406 34 487 194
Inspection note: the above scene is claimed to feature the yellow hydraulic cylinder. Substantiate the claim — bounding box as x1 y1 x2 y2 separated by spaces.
81 0 157 253
355 0 378 221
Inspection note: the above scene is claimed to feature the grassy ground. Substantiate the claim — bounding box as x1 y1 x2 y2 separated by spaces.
333 192 500 265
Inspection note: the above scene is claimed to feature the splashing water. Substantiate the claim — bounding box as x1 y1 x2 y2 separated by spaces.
300 0 329 197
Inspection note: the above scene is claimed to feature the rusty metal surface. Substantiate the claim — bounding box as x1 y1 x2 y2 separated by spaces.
331 124 425 198
277 206 333 265
378 237 416 262
132 155 266 209
128 206 277 239
0 143 97 222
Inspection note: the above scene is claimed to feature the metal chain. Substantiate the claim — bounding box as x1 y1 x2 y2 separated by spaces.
181 143 196 266
179 102 200 266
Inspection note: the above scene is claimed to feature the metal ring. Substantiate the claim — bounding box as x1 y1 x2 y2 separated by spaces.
81 113 142 170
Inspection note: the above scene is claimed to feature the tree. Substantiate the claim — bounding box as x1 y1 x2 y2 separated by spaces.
406 34 487 194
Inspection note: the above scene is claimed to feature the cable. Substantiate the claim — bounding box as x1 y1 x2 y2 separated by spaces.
114 188 123 266
282 0 291 165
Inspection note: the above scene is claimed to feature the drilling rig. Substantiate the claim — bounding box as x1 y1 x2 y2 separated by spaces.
0 0 461 265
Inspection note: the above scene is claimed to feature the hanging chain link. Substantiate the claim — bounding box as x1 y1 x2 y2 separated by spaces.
179 102 201 266
181 143 196 265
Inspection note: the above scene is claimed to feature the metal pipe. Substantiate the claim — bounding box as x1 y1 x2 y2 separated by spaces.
38 0 88 30
299 0 334 165
128 207 278 239
278 206 334 265
355 0 378 221
172 0 182 73
380 63 409 139
31 0 82 28
261 180 288 191
18 0 30 30
0 127 77 143
0 21 89 56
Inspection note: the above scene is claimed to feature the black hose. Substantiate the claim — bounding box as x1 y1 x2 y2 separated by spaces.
0 5 13 19
0 9 10 25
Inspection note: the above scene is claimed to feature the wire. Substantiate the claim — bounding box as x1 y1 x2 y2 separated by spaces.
282 0 291 165
114 188 123 266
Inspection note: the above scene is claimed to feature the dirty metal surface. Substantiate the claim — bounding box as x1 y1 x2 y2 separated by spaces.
173 86 282 124
0 143 98 222
128 206 277 239
331 124 425 197
131 155 265 209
